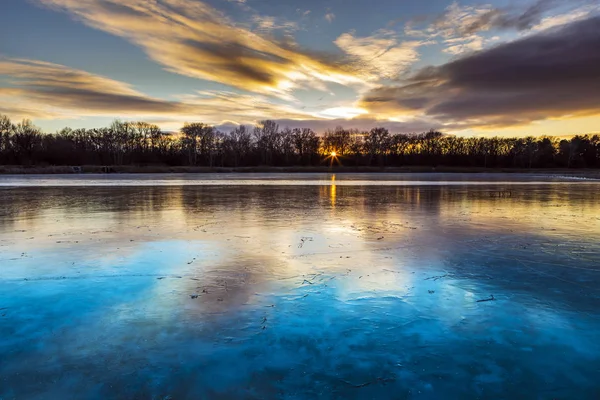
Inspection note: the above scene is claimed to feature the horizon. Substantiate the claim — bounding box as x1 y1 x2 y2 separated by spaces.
1 0 600 137
3 114 599 139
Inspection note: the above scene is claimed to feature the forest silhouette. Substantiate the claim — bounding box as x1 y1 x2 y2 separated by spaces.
1 115 598 169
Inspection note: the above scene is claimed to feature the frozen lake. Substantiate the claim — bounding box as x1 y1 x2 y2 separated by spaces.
1 173 599 399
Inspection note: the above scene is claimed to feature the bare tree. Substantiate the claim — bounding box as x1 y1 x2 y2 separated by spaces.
0 113 598 169
365 127 391 166
12 119 43 165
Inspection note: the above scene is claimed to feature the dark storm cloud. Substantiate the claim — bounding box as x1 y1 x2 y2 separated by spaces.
361 16 600 128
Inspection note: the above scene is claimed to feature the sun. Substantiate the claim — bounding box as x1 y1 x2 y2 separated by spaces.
330 151 337 157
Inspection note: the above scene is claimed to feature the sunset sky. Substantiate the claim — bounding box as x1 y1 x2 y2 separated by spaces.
1 0 599 136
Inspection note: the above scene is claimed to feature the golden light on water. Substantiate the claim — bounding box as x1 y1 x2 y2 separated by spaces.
330 174 336 207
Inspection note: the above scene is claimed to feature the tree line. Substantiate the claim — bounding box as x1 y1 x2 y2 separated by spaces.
1 115 598 168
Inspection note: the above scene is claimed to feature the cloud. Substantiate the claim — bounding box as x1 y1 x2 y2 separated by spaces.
335 29 428 80
420 2 498 38
422 0 594 36
360 16 600 129
406 0 599 54
404 2 497 55
484 0 573 31
442 35 484 55
36 0 363 97
531 4 600 31
325 13 335 23
0 103 61 121
250 15 298 35
295 9 311 17
443 35 501 55
175 90 317 123
0 58 321 125
0 58 440 133
0 58 183 115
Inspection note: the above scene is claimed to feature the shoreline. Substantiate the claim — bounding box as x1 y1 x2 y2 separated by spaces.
1 165 600 178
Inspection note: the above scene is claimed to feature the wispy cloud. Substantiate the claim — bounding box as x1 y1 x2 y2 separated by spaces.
335 29 427 80
404 2 498 55
406 2 496 38
325 13 335 23
295 8 311 17
37 0 363 98
0 58 182 116
413 0 596 37
405 0 599 54
0 58 322 125
250 15 299 35
443 35 501 55
481 0 596 32
531 4 600 31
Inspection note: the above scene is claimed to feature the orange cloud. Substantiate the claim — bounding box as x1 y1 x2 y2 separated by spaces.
0 58 320 125
37 0 364 97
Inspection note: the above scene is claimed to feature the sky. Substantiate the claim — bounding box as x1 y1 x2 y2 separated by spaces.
1 0 599 136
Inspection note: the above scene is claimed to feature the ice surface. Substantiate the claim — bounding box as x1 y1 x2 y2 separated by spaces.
0 174 599 398
0 172 597 187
